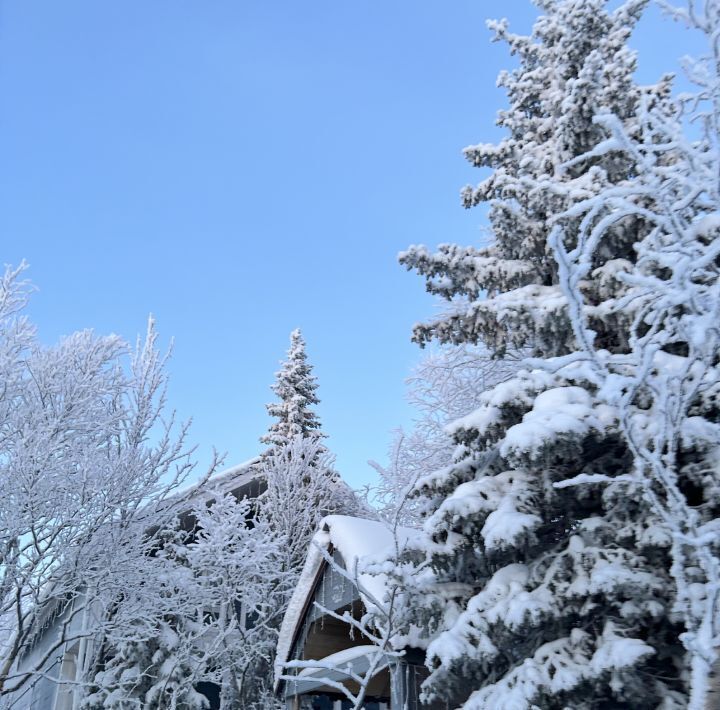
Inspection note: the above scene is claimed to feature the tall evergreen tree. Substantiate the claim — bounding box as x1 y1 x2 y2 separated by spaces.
395 2 689 707
260 329 324 452
400 0 666 358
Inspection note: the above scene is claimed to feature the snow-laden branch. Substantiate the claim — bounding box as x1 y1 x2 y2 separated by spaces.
544 3 720 706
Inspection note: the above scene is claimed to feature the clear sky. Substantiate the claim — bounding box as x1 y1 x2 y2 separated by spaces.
0 1 699 489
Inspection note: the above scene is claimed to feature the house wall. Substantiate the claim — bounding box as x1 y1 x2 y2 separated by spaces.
708 662 720 710
287 553 359 671
8 615 66 710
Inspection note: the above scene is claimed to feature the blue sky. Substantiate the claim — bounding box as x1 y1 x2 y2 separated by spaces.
0 1 698 489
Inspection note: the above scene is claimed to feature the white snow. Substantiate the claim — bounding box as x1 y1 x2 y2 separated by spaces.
481 500 542 550
501 386 615 460
168 457 262 507
590 623 654 672
427 469 541 550
322 515 414 609
296 644 385 677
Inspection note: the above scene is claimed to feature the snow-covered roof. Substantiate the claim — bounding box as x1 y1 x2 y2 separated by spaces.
322 515 413 607
153 457 264 523
127 458 264 542
274 515 414 690
181 457 262 499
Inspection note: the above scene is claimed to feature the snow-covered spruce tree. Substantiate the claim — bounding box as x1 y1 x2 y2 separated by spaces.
400 0 668 359
395 2 689 707
261 329 324 454
260 329 364 561
254 336 366 705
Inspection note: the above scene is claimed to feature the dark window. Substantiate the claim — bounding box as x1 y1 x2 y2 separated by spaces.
308 695 334 710
195 682 220 710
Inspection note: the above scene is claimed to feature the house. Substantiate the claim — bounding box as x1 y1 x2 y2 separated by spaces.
274 515 449 710
4 458 265 710
8 472 437 709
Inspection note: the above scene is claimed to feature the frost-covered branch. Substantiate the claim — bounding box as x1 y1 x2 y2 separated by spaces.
544 3 720 705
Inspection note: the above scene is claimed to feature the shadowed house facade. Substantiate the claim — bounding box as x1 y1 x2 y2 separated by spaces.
5 459 266 710
274 516 449 710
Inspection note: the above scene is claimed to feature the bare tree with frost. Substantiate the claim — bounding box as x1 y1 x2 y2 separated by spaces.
81 492 287 710
369 345 523 527
258 435 357 583
83 332 355 709
0 263 217 705
184 494 287 708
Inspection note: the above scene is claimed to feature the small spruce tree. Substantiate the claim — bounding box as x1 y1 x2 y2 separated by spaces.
261 329 324 454
81 618 209 710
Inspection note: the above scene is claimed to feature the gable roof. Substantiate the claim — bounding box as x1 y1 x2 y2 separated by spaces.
151 457 265 532
274 515 415 690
